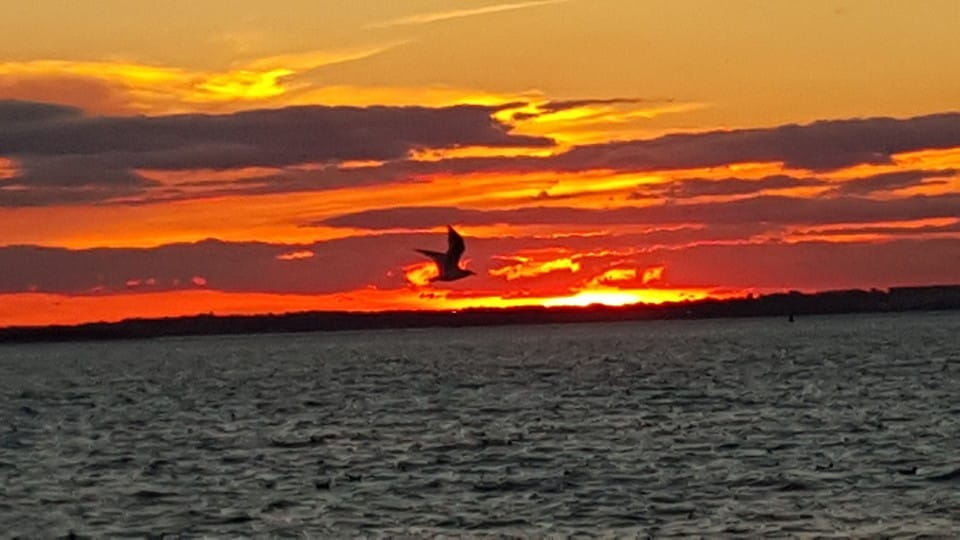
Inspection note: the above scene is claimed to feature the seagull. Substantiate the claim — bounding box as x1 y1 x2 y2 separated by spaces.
415 225 476 282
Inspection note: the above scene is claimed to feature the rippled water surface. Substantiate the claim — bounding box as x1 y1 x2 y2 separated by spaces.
3 312 960 537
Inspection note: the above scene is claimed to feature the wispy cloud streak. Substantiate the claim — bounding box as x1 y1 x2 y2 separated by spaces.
368 0 567 29
0 43 404 115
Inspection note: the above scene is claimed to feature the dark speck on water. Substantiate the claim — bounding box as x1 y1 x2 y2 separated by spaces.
2 312 959 536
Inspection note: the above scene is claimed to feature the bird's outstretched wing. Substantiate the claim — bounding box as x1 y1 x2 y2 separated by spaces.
415 249 446 269
446 225 466 263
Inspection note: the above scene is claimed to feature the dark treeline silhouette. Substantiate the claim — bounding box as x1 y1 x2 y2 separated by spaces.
1 285 959 344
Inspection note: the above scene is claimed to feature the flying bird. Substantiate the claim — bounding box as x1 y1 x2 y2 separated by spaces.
415 225 476 282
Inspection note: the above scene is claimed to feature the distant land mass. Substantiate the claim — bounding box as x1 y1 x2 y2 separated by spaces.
2 285 959 344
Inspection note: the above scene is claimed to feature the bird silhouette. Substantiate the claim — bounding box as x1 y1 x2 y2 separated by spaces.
415 225 476 282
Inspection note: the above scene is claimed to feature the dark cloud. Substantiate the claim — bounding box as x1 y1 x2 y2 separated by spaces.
645 238 960 291
13 156 155 187
6 102 957 178
627 168 954 200
0 103 551 164
630 174 828 199
517 97 667 118
552 113 960 172
0 187 144 207
96 162 439 207
794 221 960 237
1 233 957 297
0 239 367 296
0 235 465 295
319 193 960 230
831 169 956 195
207 113 960 204
3 101 960 208
0 100 551 206
539 97 665 112
0 100 82 125
510 111 540 122
0 225 774 296
415 113 960 177
0 76 137 115
0 155 157 207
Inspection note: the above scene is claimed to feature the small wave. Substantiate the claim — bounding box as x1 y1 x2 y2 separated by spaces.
269 434 330 448
130 489 177 500
472 478 542 493
142 459 171 476
778 480 812 492
58 530 92 540
211 513 256 525
262 499 298 513
926 467 960 482
465 517 531 529
0 435 30 449
18 405 39 416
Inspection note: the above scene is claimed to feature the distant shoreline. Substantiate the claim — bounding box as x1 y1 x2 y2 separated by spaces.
2 284 959 344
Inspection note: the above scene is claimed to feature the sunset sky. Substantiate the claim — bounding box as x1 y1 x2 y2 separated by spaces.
2 0 959 326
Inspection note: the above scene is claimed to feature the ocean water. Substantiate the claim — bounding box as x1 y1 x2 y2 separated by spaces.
2 312 960 538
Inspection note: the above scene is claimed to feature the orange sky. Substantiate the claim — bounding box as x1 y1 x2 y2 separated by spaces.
1 1 959 327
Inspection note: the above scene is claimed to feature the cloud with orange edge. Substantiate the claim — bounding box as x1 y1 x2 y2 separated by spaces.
585 267 638 286
276 250 315 261
403 261 438 287
642 265 665 284
0 100 551 207
488 255 581 281
0 157 18 180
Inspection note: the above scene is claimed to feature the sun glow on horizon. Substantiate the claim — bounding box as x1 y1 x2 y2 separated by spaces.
541 287 712 308
0 284 736 328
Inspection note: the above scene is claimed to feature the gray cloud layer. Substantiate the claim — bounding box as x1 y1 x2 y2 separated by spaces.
0 100 82 125
3 99 960 208
0 101 550 165
831 169 956 196
553 113 960 172
625 169 953 200
320 193 960 230
2 234 958 297
629 174 828 199
0 100 552 206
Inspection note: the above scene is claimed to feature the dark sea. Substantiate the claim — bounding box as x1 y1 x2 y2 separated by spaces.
2 312 960 538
